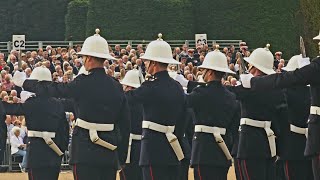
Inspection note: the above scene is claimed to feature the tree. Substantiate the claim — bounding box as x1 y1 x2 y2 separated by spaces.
65 0 89 40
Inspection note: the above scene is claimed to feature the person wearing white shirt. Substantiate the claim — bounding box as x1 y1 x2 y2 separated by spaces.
10 127 27 171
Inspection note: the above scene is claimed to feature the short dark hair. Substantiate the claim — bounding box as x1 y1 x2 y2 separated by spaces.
157 62 168 69
213 70 225 79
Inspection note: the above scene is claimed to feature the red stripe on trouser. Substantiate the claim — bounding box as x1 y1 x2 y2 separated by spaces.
285 161 290 180
149 165 154 180
74 164 78 180
243 160 250 180
30 169 34 180
121 170 127 180
237 160 243 180
198 165 202 180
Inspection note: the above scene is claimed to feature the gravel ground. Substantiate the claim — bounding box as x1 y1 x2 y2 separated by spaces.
0 167 236 180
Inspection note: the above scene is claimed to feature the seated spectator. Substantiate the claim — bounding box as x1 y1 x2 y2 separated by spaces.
10 90 17 97
126 62 133 71
3 95 9 102
10 127 27 172
0 91 8 100
25 68 32 78
12 120 27 140
1 74 14 92
5 115 13 137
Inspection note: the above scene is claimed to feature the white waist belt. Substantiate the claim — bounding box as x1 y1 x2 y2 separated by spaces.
290 124 308 138
194 125 232 160
240 118 276 157
142 121 184 161
75 118 117 151
125 133 142 164
28 130 64 156
310 106 320 115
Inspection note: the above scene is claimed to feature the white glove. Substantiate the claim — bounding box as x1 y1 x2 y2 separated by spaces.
240 74 254 88
175 74 189 87
297 57 310 68
20 91 36 103
12 71 27 87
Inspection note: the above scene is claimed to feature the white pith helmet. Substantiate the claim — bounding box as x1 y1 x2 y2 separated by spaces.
244 44 276 75
198 45 235 74
282 54 303 71
120 69 144 88
29 66 52 81
140 33 180 65
77 29 115 60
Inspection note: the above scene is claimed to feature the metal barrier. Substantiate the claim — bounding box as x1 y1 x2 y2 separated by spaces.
0 40 243 53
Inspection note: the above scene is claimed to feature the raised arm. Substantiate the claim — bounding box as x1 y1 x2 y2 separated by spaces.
251 57 320 90
22 76 82 99
3 102 25 116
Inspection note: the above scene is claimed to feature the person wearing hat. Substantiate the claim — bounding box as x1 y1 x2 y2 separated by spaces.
119 69 144 180
13 29 131 180
5 66 71 179
274 51 283 70
125 34 187 180
228 45 288 180
187 49 198 66
275 55 313 180
241 33 320 179
175 49 240 180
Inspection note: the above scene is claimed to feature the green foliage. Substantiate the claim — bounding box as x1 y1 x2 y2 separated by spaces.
194 0 302 58
86 0 194 40
300 0 320 58
0 0 70 41
65 0 89 40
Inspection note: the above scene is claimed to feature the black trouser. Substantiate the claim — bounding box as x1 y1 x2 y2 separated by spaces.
193 165 229 180
120 163 142 180
275 159 285 180
179 159 189 180
312 154 320 180
282 159 313 180
28 166 60 180
72 163 117 180
234 158 244 180
142 165 179 180
239 158 275 180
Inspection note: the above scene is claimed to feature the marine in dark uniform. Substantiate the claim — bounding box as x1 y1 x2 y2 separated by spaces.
184 50 239 180
244 56 320 179
4 67 71 180
179 107 193 180
177 49 240 180
230 101 242 180
273 55 313 180
119 69 144 180
126 34 186 180
278 85 313 180
14 30 131 180
231 46 288 180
